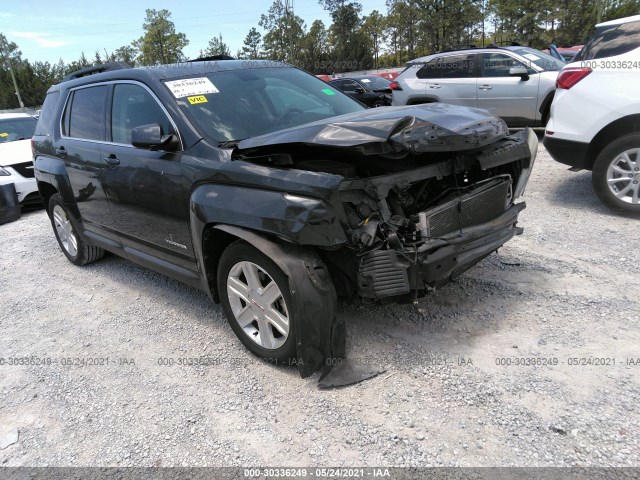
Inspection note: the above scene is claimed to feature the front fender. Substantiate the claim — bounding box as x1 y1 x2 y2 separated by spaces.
190 183 348 247
212 225 343 379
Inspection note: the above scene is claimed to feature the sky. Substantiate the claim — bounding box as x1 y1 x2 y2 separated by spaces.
0 0 389 64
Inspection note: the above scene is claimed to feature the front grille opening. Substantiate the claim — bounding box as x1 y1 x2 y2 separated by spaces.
426 177 511 237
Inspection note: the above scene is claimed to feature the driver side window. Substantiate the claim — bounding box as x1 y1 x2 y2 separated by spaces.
480 53 531 77
341 80 359 92
111 83 173 145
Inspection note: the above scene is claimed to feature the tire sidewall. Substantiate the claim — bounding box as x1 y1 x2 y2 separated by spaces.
592 134 640 215
217 241 297 363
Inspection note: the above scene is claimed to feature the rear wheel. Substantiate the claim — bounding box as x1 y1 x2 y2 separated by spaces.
48 194 105 265
592 134 640 215
217 241 296 363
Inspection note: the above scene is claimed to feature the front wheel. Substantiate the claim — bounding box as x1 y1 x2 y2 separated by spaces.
48 193 105 265
217 241 296 362
592 134 640 215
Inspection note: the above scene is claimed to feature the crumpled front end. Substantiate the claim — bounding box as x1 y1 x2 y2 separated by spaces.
338 128 538 303
234 104 538 304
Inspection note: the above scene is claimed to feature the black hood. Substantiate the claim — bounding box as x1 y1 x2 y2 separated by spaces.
237 103 509 154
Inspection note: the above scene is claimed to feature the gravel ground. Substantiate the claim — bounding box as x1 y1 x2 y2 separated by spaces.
0 144 639 467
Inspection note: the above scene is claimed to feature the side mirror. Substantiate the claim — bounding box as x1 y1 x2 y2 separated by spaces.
131 123 179 151
354 87 365 93
509 66 530 80
547 44 563 61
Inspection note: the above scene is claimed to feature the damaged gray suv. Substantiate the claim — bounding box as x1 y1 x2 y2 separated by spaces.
33 60 538 379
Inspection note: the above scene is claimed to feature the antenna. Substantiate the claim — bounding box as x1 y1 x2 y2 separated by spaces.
284 0 295 63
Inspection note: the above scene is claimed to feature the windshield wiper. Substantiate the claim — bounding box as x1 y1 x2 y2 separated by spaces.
218 139 245 148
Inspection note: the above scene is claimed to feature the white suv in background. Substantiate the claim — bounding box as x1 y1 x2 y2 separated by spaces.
391 45 564 127
544 15 640 214
0 113 40 207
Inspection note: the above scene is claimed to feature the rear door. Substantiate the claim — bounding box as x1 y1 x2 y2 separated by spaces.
58 84 117 239
418 53 478 107
477 52 540 125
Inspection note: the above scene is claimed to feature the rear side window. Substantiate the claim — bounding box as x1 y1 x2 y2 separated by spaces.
416 59 442 79
64 85 109 141
34 91 60 137
574 20 640 61
417 54 476 79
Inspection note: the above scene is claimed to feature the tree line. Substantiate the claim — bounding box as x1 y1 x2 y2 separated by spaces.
1 0 639 109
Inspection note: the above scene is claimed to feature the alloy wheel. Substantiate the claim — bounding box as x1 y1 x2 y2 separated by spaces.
226 261 290 350
606 148 640 205
52 205 78 257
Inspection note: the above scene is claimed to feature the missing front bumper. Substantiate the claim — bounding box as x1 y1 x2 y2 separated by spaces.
357 202 525 301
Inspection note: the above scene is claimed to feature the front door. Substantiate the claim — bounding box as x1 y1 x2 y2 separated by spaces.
101 82 195 269
477 53 540 125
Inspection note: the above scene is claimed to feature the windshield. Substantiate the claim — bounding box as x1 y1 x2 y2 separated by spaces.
574 21 640 61
357 76 392 90
0 117 37 143
167 67 366 143
511 47 566 71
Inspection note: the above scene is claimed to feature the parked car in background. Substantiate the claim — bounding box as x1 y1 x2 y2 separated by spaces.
546 44 583 62
391 46 565 126
33 60 537 377
0 183 21 224
0 113 40 208
544 15 640 214
329 75 392 107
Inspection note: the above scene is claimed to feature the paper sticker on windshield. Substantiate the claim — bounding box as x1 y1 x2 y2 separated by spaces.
361 79 371 83
523 53 540 61
0 133 7 137
321 88 336 96
165 77 219 98
187 95 208 105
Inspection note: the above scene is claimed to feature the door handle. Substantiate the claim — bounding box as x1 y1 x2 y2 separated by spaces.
103 154 120 166
55 146 67 158
479 85 493 90
429 84 442 89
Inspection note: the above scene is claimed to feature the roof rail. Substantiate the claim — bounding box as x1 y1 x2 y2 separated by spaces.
435 44 478 54
62 62 131 82
487 41 522 47
187 55 235 62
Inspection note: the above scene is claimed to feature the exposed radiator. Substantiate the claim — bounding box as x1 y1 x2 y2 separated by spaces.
426 178 511 238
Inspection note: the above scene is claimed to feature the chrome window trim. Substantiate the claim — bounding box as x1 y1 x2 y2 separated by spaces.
59 80 184 151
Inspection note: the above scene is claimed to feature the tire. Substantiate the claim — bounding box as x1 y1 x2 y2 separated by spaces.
371 100 385 108
592 133 640 215
541 106 550 127
217 240 296 363
48 193 105 265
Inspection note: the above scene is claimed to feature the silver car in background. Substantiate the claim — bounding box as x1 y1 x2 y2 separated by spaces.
391 46 565 127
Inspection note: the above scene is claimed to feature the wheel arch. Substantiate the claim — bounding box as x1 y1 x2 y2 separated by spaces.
406 97 438 105
204 224 341 378
586 114 640 169
37 181 58 213
539 89 555 124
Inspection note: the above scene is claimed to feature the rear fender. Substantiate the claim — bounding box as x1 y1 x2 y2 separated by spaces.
34 156 83 224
